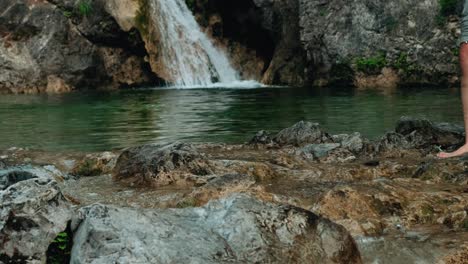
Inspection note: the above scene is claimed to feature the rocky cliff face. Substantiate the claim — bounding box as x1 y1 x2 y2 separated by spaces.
197 0 463 88
0 0 464 92
299 0 462 88
0 0 160 94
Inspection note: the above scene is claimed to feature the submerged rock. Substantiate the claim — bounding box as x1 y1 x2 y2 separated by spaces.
0 166 71 263
113 142 213 186
71 194 362 263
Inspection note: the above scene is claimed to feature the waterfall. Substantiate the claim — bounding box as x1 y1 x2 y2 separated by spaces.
148 0 244 87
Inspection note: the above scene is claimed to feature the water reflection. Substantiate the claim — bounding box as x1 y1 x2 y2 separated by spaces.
0 87 462 151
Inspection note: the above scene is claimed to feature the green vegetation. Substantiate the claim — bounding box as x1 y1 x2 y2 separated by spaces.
382 16 398 32
355 52 387 74
461 218 468 230
47 231 72 264
63 11 73 18
176 197 198 208
186 0 196 11
318 6 328 17
392 52 421 74
76 0 92 17
437 0 458 26
439 0 458 17
135 0 150 37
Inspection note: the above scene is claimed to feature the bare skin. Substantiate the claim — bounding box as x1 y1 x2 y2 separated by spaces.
438 43 468 158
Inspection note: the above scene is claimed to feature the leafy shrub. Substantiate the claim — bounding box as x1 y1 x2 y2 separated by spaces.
63 11 72 18
76 0 92 17
393 52 413 72
437 0 458 26
355 53 387 74
47 229 73 264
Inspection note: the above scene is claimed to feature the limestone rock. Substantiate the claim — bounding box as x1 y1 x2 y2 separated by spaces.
113 142 213 186
179 174 256 206
299 143 341 158
274 121 331 146
0 0 157 94
249 130 273 145
0 166 72 263
72 151 117 177
71 194 362 263
340 132 366 154
299 0 460 87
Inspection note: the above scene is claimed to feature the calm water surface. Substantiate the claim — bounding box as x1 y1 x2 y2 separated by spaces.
0 86 462 151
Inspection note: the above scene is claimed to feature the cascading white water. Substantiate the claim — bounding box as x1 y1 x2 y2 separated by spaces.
148 0 241 87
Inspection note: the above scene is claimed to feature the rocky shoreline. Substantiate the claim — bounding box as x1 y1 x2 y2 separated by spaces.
1 117 468 263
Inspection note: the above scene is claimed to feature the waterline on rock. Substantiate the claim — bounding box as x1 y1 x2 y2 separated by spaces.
161 80 267 90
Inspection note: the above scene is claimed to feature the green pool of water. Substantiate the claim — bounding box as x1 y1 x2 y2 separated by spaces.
0 86 462 151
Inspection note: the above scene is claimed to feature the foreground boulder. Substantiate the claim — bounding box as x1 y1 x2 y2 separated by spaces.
113 142 213 186
0 166 71 263
71 194 361 263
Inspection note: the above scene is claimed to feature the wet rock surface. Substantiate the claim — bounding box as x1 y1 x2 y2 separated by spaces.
71 194 361 264
113 142 213 186
1 117 468 263
274 121 332 146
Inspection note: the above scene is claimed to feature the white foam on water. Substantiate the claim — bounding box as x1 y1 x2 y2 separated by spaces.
166 80 265 89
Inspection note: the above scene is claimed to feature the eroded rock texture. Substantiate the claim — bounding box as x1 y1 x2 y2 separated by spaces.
0 166 71 263
71 194 361 264
0 0 159 94
113 142 213 186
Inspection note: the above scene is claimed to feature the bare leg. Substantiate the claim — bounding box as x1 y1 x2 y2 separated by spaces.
438 43 468 158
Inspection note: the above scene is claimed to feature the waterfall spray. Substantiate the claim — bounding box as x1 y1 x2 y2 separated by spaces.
148 0 244 87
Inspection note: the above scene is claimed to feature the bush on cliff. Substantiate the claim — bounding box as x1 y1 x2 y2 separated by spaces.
76 0 92 17
355 53 387 74
439 0 458 17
